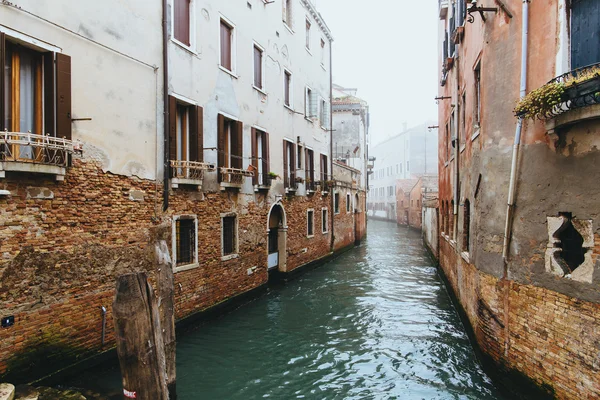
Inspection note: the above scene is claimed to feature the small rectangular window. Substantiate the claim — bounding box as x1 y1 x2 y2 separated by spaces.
175 217 197 267
307 209 314 236
305 19 311 49
222 215 237 256
284 70 292 107
253 44 263 89
174 0 191 46
474 62 481 127
297 144 302 169
283 0 293 27
346 193 351 213
320 38 326 66
220 19 234 72
334 192 340 214
322 208 328 233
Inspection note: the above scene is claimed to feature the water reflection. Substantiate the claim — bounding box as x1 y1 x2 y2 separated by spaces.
64 220 503 399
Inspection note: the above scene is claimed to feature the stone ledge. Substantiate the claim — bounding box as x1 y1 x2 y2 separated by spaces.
0 162 66 181
0 383 15 400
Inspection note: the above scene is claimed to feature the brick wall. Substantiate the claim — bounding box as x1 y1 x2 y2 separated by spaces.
438 237 600 399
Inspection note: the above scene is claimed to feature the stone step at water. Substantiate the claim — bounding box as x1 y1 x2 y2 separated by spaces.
0 383 15 400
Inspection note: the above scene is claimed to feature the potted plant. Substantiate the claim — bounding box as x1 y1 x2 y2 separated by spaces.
295 176 304 184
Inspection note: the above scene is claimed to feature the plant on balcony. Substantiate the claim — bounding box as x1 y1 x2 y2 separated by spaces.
295 176 304 184
267 171 280 179
514 82 565 119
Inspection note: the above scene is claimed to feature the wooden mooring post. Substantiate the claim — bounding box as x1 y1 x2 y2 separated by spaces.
113 240 176 400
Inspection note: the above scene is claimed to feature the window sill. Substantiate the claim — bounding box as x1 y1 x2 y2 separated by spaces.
460 251 471 263
219 65 238 79
305 47 312 56
444 161 449 168
220 181 243 190
221 254 239 262
284 104 295 112
305 116 314 123
0 162 66 181
283 23 294 35
174 263 199 273
171 38 199 56
171 177 203 189
321 63 326 71
322 231 329 235
472 128 481 141
306 234 314 239
253 85 268 96
460 144 466 153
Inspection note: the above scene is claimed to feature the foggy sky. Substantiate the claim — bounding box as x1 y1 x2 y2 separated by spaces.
316 0 439 145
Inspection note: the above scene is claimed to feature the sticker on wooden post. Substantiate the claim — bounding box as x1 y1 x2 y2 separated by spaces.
123 388 137 398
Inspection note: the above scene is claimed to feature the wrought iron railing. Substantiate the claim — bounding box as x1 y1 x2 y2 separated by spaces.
171 160 216 180
220 167 254 186
0 131 77 167
546 62 600 118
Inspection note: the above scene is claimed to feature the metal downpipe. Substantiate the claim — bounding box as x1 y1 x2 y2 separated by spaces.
162 0 170 212
502 0 530 271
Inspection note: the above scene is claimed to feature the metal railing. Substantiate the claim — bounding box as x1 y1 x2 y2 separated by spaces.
171 160 216 180
545 62 600 118
220 167 254 185
0 131 77 167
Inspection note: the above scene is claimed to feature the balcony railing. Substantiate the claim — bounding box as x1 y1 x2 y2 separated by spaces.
170 160 215 188
220 167 254 188
0 131 77 167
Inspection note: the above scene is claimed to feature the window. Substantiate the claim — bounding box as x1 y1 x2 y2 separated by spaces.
1 35 71 144
320 98 329 128
463 199 470 252
307 209 314 237
297 144 303 169
305 148 315 190
222 215 237 257
283 0 293 28
305 87 316 119
305 19 311 50
334 192 340 214
173 216 197 268
168 96 203 169
253 44 264 90
570 1 600 69
173 0 191 46
346 193 351 213
320 38 326 66
283 139 296 189
460 92 466 144
322 208 328 234
474 62 481 127
284 70 292 107
220 18 235 73
320 154 328 182
217 114 243 180
251 128 269 186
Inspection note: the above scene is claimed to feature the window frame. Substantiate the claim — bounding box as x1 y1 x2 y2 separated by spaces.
321 207 329 234
305 18 312 52
172 215 199 272
283 68 293 109
346 193 351 213
305 86 315 121
283 0 293 31
252 41 266 93
307 209 314 238
171 0 197 53
221 212 239 260
334 192 340 214
219 15 237 76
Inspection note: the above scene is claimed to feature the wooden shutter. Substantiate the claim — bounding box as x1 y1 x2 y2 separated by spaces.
251 127 258 185
571 0 600 69
290 142 296 184
174 0 191 46
0 33 5 132
263 131 269 182
253 47 262 89
168 96 177 161
43 52 55 137
217 114 225 181
220 22 232 70
283 141 289 188
232 120 243 169
189 106 198 162
56 53 71 140
196 106 203 162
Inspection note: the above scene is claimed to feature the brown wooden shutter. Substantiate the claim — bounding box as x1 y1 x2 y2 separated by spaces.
168 96 177 160
283 141 288 188
220 22 232 70
251 127 258 185
43 52 55 137
310 151 315 184
0 33 5 132
196 106 203 162
56 53 71 140
188 105 198 162
253 47 262 89
174 0 190 46
290 142 296 184
233 120 243 169
263 131 269 182
217 114 225 182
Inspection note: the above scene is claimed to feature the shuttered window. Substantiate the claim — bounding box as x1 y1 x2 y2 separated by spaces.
320 154 328 182
174 0 191 46
307 210 314 236
220 20 233 71
283 140 296 188
305 148 315 190
284 70 292 107
322 208 328 233
571 0 600 69
251 128 269 186
168 96 203 176
1 34 71 144
253 45 263 89
222 215 237 256
217 114 243 181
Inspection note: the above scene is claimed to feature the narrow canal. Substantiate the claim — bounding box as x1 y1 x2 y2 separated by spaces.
65 220 504 399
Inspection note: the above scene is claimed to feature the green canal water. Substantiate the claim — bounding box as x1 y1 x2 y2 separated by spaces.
64 220 504 399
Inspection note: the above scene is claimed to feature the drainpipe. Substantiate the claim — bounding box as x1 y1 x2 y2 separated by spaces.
162 0 170 211
453 47 460 242
329 39 334 251
502 0 530 273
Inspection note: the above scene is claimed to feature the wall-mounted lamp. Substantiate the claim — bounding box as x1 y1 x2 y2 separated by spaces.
467 1 498 23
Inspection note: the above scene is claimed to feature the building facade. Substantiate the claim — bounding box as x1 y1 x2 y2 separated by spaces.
0 0 340 382
437 0 600 398
367 123 437 221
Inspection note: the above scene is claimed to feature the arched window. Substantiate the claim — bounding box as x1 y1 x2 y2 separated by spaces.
463 199 470 252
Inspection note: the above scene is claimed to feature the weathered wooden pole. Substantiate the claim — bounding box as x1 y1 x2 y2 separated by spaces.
113 272 169 400
156 240 176 399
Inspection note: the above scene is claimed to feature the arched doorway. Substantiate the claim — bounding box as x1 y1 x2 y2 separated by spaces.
267 203 287 272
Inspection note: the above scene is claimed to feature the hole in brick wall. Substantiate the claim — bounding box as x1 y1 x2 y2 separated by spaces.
556 212 585 274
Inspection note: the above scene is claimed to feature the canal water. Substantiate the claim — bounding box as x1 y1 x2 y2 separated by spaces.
64 220 504 399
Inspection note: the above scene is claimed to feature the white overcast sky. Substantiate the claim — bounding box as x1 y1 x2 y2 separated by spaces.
316 0 439 145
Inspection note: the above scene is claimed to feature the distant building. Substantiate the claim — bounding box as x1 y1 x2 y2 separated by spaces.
395 176 438 231
367 124 438 221
395 179 419 225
